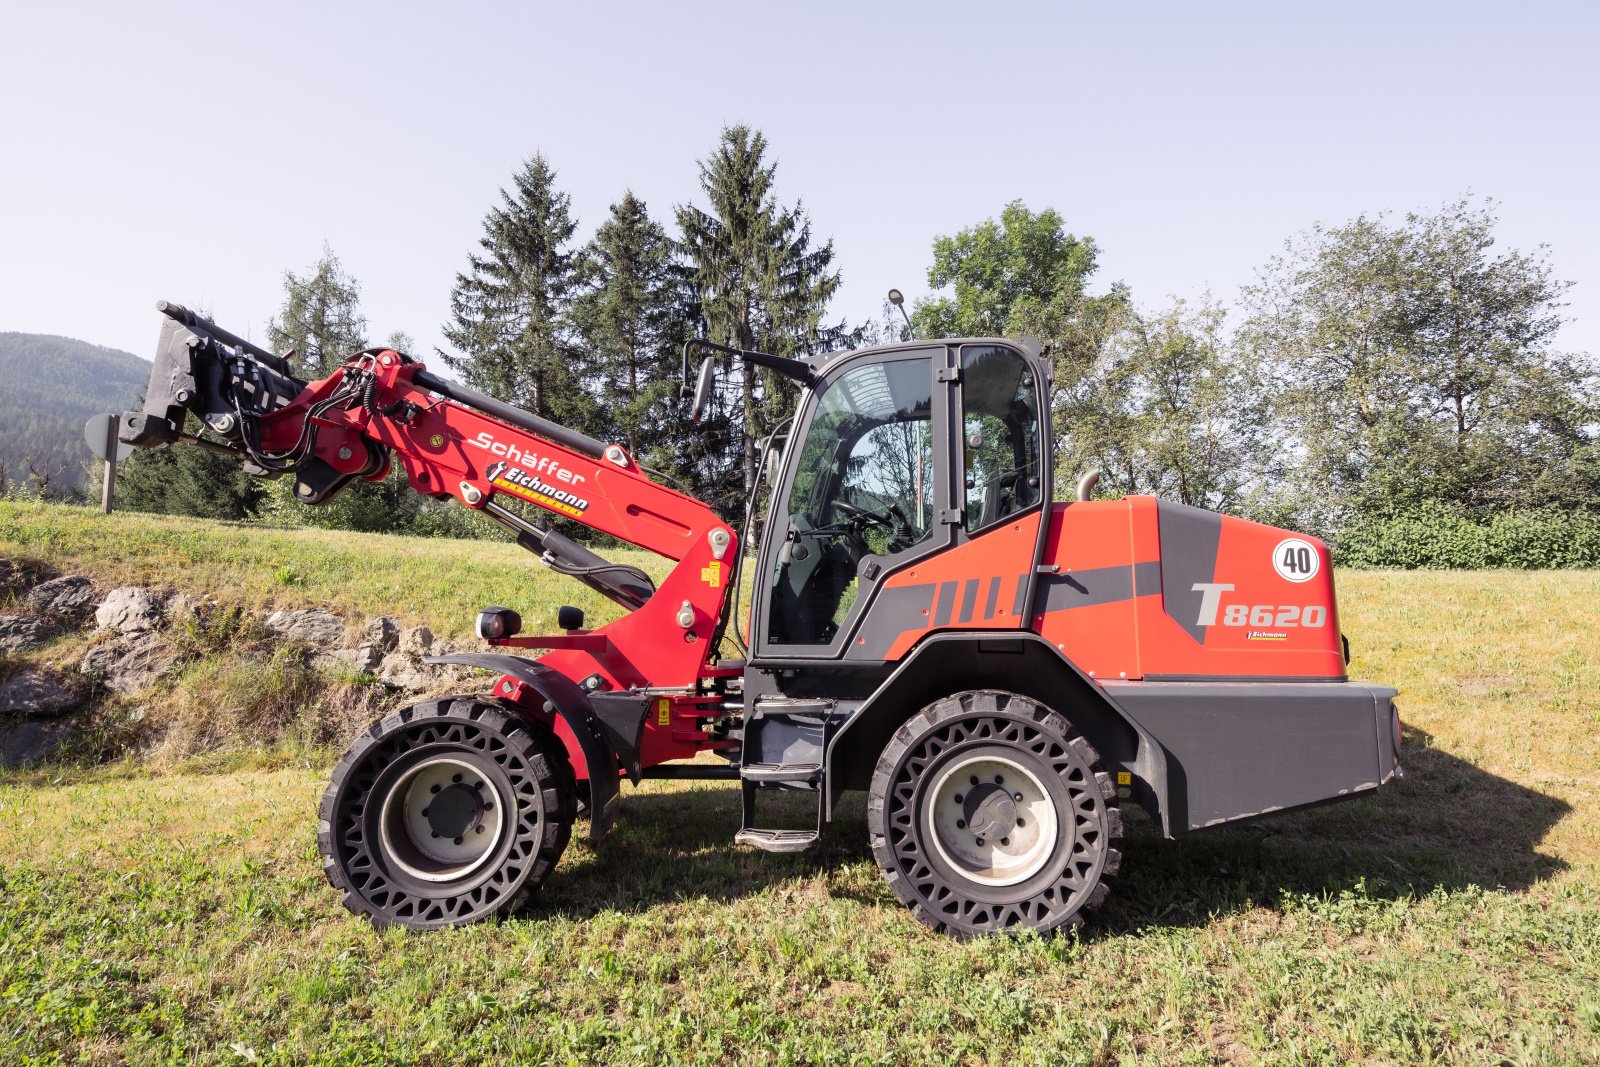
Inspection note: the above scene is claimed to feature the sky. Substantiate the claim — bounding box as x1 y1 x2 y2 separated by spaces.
1 0 1596 366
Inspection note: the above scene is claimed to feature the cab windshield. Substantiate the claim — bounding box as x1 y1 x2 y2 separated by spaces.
767 355 934 645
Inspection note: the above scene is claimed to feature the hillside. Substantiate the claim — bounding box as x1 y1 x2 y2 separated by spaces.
0 332 150 493
0 501 1597 1061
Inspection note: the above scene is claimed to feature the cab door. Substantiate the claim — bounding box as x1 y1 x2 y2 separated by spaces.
752 346 955 660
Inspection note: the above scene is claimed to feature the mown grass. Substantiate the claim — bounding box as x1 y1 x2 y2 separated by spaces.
2 502 1599 1063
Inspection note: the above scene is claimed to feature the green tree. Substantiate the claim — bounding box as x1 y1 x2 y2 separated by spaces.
571 192 699 484
118 419 262 520
257 253 420 532
677 126 845 504
266 247 368 378
908 201 1129 486
1240 196 1597 528
1061 296 1264 511
442 155 595 430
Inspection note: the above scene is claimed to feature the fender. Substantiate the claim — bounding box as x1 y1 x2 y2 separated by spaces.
822 631 1177 834
427 652 622 840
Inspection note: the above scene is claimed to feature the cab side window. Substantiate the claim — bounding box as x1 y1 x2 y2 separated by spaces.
961 346 1041 531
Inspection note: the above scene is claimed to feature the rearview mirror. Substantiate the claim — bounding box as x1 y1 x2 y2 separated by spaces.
690 357 717 423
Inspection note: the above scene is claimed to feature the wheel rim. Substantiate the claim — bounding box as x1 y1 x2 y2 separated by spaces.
923 749 1061 887
377 755 511 883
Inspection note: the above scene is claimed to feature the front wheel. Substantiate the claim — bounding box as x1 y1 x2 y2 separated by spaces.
868 690 1121 937
318 697 575 929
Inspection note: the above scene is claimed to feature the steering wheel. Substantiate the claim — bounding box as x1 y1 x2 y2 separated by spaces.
833 500 896 529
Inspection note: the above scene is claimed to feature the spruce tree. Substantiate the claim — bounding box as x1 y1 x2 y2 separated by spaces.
571 192 698 485
443 155 595 430
258 251 419 532
118 418 262 520
676 126 845 497
266 247 368 378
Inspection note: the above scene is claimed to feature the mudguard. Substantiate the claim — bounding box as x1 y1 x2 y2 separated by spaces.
427 652 622 839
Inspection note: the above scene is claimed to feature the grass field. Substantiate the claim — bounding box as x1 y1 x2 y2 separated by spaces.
2 501 1598 1064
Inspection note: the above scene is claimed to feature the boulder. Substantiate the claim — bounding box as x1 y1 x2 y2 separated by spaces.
0 615 52 653
165 592 214 626
0 669 79 717
263 608 345 647
360 616 399 652
0 718 74 767
319 645 383 674
377 653 429 691
26 575 96 622
94 586 165 634
396 625 434 658
80 632 181 695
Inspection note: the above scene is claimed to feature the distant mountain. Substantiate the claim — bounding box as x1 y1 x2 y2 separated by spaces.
0 332 151 493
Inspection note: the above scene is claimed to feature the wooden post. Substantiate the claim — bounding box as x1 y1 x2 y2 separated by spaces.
100 414 119 515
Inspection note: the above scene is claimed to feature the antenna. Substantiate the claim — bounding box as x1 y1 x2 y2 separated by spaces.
887 288 914 339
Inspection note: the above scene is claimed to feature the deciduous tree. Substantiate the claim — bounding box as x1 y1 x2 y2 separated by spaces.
1240 196 1597 527
1061 296 1264 511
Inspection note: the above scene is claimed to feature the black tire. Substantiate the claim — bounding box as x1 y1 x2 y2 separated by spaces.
318 697 575 930
867 690 1121 938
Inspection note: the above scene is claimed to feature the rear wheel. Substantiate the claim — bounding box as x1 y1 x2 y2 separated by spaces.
867 690 1121 937
318 697 574 929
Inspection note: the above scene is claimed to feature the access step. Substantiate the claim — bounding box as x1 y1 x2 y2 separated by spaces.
734 828 820 853
741 762 821 785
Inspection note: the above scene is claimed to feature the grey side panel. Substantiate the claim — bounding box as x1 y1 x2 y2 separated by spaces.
1102 680 1400 831
426 652 622 839
958 578 979 623
846 583 936 659
932 581 957 627
1034 560 1162 613
1157 502 1223 643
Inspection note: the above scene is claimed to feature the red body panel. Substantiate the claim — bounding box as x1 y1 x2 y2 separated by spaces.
870 499 1345 682
1033 499 1344 681
871 515 1040 660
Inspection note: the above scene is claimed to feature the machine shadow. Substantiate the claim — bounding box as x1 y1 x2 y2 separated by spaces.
535 725 1572 929
1085 724 1572 936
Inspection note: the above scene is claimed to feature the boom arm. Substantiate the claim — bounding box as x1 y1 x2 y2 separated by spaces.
119 302 737 619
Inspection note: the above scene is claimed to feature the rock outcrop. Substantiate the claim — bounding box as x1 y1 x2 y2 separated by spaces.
0 615 52 653
2 563 482 763
26 575 97 622
263 609 346 647
80 632 183 695
0 669 78 716
95 587 166 634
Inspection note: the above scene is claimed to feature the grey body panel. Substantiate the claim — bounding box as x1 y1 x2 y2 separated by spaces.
1099 679 1400 831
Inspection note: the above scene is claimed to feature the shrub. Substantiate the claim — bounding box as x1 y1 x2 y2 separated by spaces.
1335 506 1600 569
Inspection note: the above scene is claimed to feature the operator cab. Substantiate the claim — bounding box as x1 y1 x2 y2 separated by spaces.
757 339 1047 655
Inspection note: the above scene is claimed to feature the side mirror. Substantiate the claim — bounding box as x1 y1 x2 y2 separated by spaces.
765 434 787 485
690 357 718 424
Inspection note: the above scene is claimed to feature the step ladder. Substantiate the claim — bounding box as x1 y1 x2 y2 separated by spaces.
734 699 835 853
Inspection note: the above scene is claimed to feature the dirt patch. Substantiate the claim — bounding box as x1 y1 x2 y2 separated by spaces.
1457 674 1520 698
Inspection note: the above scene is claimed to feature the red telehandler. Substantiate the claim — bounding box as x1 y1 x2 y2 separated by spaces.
106 300 1401 937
